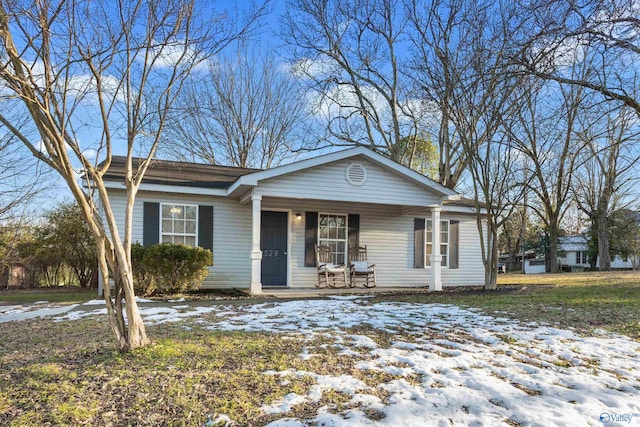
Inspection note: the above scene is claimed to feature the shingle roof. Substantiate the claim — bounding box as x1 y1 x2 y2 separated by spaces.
443 197 489 209
101 156 260 189
559 235 589 252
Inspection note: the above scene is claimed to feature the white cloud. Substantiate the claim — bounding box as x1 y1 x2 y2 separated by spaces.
289 57 340 80
306 82 439 139
64 74 127 105
147 40 209 71
82 148 97 161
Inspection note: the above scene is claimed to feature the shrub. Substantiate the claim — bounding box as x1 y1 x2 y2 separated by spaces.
131 243 212 295
131 243 155 296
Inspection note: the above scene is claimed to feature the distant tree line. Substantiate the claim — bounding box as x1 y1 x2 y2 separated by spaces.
0 203 98 289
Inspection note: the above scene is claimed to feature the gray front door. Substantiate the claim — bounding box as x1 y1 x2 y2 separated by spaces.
261 211 288 287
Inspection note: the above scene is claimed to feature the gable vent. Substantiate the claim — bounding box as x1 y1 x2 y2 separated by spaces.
345 163 367 186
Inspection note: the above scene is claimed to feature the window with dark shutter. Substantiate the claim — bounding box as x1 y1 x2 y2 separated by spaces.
305 212 318 267
449 220 459 269
414 218 425 268
143 202 160 247
348 214 360 259
198 205 214 263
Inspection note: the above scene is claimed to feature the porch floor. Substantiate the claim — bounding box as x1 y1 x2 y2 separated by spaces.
257 286 431 299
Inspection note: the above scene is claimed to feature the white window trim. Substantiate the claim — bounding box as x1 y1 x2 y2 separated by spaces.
160 202 199 246
424 219 450 269
318 212 349 265
576 251 588 265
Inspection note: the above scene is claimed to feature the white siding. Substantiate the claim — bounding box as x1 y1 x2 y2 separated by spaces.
104 162 486 289
106 190 252 288
610 255 633 269
560 251 590 267
263 198 486 288
255 156 442 207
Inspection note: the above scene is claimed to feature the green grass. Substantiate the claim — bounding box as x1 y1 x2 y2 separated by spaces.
0 319 398 426
0 288 96 304
497 270 639 287
380 270 640 339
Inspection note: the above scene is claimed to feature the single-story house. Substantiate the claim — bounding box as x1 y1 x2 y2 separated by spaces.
100 147 487 293
558 235 590 271
558 235 634 270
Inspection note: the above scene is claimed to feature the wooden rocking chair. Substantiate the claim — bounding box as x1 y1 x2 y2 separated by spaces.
349 245 376 288
315 244 349 288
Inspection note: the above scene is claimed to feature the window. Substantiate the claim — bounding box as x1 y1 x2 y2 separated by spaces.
576 251 588 264
318 213 347 264
425 219 449 267
161 204 197 246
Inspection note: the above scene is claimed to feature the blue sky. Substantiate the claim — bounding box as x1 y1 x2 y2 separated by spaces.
17 0 292 215
8 0 640 220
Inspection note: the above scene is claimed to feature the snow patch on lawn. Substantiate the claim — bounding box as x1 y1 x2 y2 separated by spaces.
0 304 79 323
4 296 640 425
262 393 308 415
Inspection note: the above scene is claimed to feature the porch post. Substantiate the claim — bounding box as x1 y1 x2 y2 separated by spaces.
430 205 442 291
250 194 263 294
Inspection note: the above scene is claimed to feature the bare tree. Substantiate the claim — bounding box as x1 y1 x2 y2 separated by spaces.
162 47 308 168
282 0 425 164
0 124 47 220
505 77 587 273
572 103 640 270
515 0 640 117
407 0 527 286
0 0 265 351
406 0 478 189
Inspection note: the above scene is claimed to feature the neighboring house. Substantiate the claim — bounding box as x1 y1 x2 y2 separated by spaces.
558 235 634 270
558 235 590 271
100 147 487 293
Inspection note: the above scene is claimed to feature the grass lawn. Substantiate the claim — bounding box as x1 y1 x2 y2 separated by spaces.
0 287 96 304
384 270 640 340
1 271 640 426
0 318 398 426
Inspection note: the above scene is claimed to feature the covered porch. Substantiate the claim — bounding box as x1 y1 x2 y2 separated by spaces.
245 194 447 295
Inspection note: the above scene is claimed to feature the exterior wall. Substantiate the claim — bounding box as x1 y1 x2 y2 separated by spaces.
105 190 252 288
610 255 633 269
105 188 486 289
525 259 546 274
255 156 442 207
560 251 589 267
263 198 486 288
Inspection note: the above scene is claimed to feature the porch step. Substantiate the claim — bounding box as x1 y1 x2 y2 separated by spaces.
260 286 430 299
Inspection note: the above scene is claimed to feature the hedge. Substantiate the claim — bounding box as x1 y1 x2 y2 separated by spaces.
131 243 212 295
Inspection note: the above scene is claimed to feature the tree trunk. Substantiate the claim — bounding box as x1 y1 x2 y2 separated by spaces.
96 232 150 352
548 224 560 273
597 210 611 271
484 225 499 290
112 236 150 351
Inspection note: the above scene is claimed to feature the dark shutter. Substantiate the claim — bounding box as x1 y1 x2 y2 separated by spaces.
348 214 360 258
414 218 425 268
449 220 459 269
198 206 214 262
143 202 160 247
305 211 318 267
